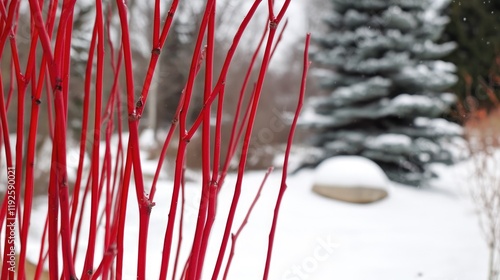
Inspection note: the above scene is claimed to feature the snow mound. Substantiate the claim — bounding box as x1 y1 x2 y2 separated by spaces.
313 156 390 203
315 156 389 188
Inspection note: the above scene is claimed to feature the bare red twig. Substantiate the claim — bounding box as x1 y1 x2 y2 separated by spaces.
159 1 216 278
2 1 304 279
223 167 274 280
262 33 311 280
81 0 105 277
219 24 268 187
187 5 216 279
211 2 291 278
172 166 187 280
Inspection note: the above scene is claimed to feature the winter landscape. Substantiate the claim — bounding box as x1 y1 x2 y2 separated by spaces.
1 0 499 279
25 143 489 279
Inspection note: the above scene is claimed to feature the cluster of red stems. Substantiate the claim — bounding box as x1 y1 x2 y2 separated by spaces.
0 0 310 279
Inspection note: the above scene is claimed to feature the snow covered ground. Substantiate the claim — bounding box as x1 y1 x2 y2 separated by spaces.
207 164 487 280
27 155 489 279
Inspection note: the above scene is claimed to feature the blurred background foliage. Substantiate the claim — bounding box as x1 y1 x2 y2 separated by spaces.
443 0 500 117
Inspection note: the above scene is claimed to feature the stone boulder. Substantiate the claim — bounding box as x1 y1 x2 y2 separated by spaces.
312 156 389 203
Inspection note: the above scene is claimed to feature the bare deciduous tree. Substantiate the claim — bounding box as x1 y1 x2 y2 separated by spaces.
466 104 500 280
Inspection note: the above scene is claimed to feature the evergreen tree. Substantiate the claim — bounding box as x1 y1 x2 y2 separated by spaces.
302 0 463 186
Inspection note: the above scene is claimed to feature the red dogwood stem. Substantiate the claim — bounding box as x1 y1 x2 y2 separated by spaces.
211 1 292 276
223 167 274 280
187 6 215 280
158 1 215 278
262 33 310 280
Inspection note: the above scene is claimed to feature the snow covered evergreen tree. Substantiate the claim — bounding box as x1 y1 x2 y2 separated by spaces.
302 0 463 186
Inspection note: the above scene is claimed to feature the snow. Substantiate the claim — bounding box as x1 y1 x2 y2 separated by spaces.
24 151 489 279
331 76 392 105
414 117 464 136
384 6 418 30
314 156 389 189
139 128 157 149
391 94 436 108
431 60 457 73
299 104 334 126
367 133 412 149
370 133 411 148
424 0 452 22
397 63 457 91
412 41 457 59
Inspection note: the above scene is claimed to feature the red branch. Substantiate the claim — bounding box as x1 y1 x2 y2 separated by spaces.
2 0 304 279
223 167 274 280
262 33 311 280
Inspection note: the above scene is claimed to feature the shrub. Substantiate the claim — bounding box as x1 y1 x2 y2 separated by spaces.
0 0 309 279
